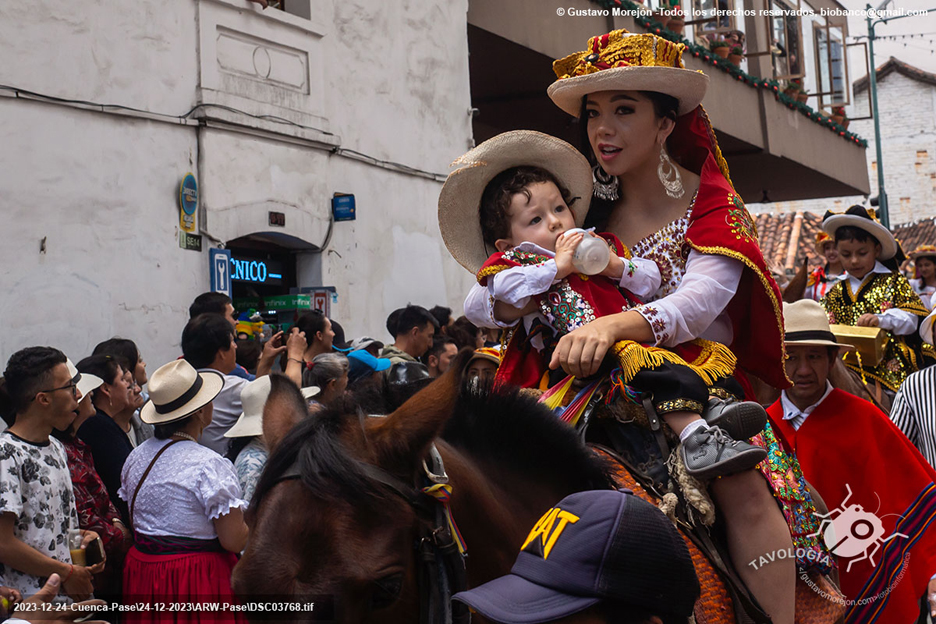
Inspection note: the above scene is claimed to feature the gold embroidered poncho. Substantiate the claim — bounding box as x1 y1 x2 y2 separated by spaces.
821 272 929 390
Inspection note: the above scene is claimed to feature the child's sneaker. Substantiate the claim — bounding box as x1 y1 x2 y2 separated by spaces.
702 398 768 440
680 425 767 479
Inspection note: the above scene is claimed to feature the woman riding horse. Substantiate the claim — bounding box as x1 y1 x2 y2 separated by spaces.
464 30 833 623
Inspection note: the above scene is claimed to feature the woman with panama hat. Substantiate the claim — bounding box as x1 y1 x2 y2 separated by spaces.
462 29 821 623
118 359 247 622
820 205 931 393
909 244 936 310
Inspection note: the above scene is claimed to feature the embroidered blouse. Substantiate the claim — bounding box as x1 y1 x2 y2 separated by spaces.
118 438 246 540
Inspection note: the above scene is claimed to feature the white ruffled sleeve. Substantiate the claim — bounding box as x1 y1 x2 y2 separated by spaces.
877 308 919 336
464 282 514 329
635 250 743 346
196 456 247 520
618 257 662 300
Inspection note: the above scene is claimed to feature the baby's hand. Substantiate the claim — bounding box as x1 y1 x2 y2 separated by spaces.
554 230 585 279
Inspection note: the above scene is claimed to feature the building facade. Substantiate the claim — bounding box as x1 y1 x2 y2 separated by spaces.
0 0 475 367
748 57 936 226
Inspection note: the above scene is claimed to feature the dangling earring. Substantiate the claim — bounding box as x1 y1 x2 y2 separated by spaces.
592 165 620 201
658 148 685 199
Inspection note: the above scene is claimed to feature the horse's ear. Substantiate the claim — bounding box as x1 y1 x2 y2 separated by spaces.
262 374 309 452
370 348 474 473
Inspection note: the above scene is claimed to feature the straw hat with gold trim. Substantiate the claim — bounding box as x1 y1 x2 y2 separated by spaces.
141 360 224 425
909 244 936 261
782 300 855 350
547 30 709 118
438 130 593 274
814 231 834 256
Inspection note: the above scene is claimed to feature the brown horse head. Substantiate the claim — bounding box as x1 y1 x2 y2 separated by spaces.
234 352 472 621
234 352 613 622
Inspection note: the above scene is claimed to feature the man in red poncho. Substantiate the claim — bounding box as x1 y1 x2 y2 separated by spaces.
767 299 936 622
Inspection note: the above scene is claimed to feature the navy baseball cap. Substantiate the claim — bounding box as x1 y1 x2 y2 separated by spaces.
452 490 699 623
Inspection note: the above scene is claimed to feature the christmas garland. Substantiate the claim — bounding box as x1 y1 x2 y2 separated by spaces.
589 0 868 147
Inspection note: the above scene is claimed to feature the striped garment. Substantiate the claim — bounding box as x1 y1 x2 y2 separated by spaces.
890 366 936 470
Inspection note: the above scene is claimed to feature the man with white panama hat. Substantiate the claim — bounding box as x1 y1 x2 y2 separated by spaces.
766 300 936 620
0 347 103 600
819 205 929 393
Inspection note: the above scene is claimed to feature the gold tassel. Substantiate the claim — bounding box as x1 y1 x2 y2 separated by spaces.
611 339 737 386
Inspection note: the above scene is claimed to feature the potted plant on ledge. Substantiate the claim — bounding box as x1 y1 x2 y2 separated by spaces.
667 9 685 34
710 39 730 59
728 45 744 66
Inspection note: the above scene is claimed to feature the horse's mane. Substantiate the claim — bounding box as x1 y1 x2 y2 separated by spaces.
441 387 614 492
251 384 613 514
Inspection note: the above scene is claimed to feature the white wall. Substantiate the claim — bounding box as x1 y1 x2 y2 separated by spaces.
0 0 475 370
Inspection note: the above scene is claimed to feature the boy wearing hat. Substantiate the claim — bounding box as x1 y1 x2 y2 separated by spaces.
767 300 936 621
452 489 700 623
819 205 929 393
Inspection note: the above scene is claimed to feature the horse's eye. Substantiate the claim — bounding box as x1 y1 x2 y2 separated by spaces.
371 573 403 609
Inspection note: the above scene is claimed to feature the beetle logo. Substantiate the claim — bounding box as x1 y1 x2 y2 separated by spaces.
809 484 908 572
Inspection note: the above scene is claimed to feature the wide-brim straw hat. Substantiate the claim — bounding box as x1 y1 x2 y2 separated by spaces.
821 205 897 260
547 30 709 118
782 300 855 349
814 231 834 255
225 376 272 439
909 244 936 261
140 359 224 425
438 130 592 274
66 359 104 401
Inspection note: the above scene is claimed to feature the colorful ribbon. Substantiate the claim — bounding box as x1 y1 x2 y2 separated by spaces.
421 483 467 555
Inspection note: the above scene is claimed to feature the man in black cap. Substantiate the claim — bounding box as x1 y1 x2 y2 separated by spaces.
453 489 699 623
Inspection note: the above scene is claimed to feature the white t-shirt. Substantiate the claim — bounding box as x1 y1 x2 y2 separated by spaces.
0 432 79 597
118 438 246 540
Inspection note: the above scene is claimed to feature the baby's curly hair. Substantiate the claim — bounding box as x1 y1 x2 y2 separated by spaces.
479 166 576 249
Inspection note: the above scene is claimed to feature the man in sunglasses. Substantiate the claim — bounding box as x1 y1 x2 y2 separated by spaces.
0 347 103 602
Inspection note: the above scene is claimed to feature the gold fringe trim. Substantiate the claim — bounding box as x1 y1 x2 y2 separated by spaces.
611 338 737 386
687 242 792 385
476 264 509 283
698 106 733 189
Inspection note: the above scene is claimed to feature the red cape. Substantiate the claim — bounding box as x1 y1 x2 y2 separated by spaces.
670 107 789 389
768 390 936 622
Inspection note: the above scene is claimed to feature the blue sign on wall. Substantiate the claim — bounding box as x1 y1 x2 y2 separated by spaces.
332 194 356 222
210 249 232 296
230 256 285 285
179 173 198 233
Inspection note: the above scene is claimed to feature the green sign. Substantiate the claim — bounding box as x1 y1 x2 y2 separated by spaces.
179 232 202 251
233 294 312 311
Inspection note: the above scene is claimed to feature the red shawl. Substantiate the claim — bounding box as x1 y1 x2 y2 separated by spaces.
768 390 936 622
670 107 789 389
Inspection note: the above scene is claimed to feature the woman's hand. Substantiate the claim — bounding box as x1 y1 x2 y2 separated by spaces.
549 311 655 378
286 328 308 360
928 576 936 618
856 314 880 327
1 586 22 617
15 575 107 623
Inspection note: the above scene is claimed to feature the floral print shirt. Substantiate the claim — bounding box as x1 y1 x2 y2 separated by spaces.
63 439 125 557
0 432 79 597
